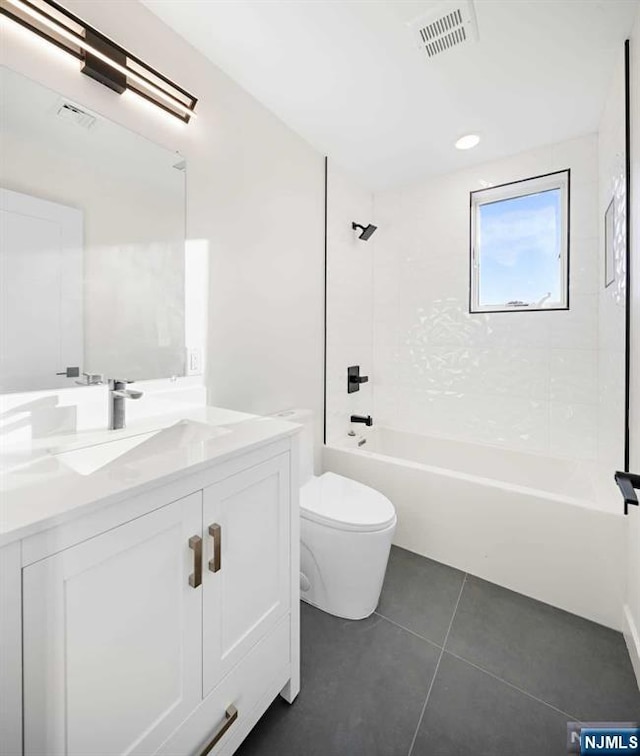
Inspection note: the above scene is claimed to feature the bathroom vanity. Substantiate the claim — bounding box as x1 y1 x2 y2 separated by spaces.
0 406 300 756
0 62 299 756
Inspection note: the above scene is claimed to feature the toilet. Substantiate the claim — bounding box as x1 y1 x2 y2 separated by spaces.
275 409 396 621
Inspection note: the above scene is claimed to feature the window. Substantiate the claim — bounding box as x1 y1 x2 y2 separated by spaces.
470 170 570 313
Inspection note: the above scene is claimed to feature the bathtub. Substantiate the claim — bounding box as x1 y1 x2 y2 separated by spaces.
323 427 626 630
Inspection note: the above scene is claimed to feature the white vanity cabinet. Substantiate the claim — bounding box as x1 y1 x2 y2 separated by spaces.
202 454 291 695
1 432 299 756
22 491 204 756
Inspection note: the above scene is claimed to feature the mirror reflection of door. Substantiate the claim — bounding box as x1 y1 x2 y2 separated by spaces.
0 188 83 392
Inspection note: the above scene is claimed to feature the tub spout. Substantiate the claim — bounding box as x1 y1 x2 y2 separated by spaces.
351 414 373 427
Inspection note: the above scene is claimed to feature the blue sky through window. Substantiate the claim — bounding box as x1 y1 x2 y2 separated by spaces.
478 188 562 306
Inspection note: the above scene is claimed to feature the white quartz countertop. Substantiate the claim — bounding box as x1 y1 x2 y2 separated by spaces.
0 406 299 547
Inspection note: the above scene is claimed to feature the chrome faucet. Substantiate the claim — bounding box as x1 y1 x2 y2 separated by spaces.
108 379 143 430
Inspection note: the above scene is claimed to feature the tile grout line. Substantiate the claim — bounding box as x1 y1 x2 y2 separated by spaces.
443 650 581 722
373 611 444 652
407 574 468 756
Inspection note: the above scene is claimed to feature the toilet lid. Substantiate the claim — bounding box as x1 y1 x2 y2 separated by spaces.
300 472 396 532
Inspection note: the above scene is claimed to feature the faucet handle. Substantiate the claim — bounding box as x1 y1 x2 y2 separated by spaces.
347 366 369 394
76 372 103 386
56 366 80 378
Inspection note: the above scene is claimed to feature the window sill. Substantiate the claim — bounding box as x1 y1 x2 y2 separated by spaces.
469 305 570 314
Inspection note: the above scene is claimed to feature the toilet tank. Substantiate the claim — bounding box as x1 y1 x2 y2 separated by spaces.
272 409 314 486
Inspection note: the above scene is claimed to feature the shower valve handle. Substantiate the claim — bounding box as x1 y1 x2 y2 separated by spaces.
347 365 369 394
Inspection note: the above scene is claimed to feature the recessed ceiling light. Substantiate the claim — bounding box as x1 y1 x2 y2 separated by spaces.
455 134 480 150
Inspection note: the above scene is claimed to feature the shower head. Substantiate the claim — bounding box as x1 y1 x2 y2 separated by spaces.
352 221 377 241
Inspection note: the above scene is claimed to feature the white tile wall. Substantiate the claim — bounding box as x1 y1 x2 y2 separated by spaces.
597 52 627 473
549 349 598 404
549 401 598 460
326 116 625 471
325 163 374 443
370 134 615 461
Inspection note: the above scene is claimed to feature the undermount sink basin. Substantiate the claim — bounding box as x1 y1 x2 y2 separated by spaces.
52 420 229 476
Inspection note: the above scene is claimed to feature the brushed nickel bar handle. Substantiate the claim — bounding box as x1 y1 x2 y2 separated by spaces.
208 523 221 573
200 704 238 755
188 535 202 588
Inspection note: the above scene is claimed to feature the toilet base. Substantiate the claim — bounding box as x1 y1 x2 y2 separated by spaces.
300 593 378 621
300 516 396 621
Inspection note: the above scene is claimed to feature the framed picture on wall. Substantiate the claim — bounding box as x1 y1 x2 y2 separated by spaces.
604 198 615 288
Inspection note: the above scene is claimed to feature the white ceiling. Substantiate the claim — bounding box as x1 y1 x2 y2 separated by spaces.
142 0 639 191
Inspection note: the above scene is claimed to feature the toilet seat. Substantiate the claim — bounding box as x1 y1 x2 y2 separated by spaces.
300 472 396 533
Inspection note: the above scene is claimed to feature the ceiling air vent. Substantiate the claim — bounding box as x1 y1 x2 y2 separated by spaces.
55 101 97 130
410 1 479 60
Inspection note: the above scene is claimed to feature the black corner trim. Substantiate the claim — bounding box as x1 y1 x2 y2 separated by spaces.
624 39 631 473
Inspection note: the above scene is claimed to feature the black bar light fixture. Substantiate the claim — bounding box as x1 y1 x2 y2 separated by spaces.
0 0 198 123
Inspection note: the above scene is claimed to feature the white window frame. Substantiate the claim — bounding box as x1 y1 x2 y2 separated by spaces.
469 170 570 313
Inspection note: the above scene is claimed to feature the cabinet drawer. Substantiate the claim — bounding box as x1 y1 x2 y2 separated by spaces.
156 616 290 756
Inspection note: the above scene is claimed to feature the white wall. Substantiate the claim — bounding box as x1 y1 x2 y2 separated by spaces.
625 6 640 687
1 0 324 456
325 163 374 443
372 135 608 464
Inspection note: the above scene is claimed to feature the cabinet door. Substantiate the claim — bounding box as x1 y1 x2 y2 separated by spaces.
23 492 203 756
203 454 290 696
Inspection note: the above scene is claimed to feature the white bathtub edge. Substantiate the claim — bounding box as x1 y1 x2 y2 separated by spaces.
622 605 640 691
326 443 616 516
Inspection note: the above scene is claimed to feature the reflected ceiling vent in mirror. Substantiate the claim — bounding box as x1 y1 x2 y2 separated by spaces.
56 101 97 130
409 0 479 60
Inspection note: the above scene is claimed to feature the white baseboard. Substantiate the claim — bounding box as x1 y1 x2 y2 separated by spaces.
622 604 640 691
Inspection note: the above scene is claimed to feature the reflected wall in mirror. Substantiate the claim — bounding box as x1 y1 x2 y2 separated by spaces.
0 66 189 393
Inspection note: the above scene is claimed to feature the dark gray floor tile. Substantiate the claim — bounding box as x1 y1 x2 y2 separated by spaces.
376 546 466 645
446 576 640 721
235 602 440 756
411 653 569 756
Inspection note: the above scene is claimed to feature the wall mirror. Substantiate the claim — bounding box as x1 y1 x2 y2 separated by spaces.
0 66 191 393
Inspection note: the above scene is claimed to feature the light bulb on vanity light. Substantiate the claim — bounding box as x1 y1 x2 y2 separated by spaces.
455 134 480 150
